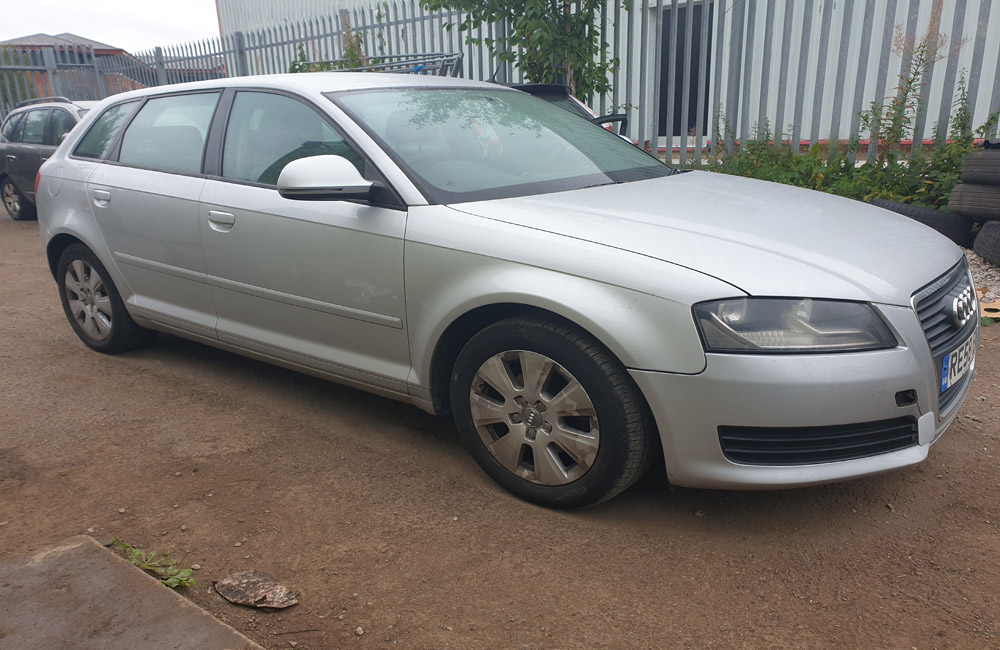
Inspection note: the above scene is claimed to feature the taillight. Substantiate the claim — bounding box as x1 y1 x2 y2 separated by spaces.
35 172 41 194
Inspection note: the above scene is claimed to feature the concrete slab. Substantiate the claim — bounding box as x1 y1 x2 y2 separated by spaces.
0 536 263 650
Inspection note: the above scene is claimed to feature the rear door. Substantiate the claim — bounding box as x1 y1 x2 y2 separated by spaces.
199 89 411 389
86 91 222 338
7 108 49 201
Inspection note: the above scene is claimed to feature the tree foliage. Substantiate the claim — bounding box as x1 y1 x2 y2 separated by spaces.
420 0 618 99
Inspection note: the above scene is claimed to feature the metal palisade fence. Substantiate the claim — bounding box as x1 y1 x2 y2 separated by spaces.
3 0 1000 163
0 44 109 118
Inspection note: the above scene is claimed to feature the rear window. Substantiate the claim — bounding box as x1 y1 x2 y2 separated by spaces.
22 109 49 145
118 92 220 175
74 101 140 159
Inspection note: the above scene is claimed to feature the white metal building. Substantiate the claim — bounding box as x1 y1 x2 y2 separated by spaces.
215 0 1000 158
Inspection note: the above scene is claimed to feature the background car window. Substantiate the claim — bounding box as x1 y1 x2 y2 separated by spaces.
74 101 140 159
119 92 220 174
22 110 49 145
1 113 25 142
222 91 363 186
47 110 76 146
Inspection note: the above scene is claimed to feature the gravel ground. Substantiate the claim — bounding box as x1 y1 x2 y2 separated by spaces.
967 248 1000 303
2 218 999 649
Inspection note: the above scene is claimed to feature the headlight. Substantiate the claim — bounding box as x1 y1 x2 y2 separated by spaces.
693 298 898 353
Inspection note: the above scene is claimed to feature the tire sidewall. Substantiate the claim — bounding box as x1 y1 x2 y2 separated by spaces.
56 244 131 353
450 319 641 508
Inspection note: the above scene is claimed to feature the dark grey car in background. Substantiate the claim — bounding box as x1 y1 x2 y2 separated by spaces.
1 97 95 220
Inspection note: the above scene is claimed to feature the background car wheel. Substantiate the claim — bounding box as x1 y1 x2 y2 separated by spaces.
56 244 157 353
2 179 35 221
868 199 975 247
960 149 1000 186
450 315 654 509
973 221 1000 266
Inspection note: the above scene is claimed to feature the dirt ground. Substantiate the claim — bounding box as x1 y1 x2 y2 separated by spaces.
2 217 998 650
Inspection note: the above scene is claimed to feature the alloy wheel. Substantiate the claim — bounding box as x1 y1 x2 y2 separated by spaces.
63 259 113 342
468 350 600 485
2 182 20 218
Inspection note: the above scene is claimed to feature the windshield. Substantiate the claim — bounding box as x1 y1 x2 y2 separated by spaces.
330 88 671 203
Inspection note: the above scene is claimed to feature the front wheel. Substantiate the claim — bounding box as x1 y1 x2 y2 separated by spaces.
450 315 653 508
56 243 156 353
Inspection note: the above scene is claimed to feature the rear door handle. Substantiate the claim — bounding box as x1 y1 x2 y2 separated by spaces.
5 155 14 161
92 189 111 206
207 209 236 232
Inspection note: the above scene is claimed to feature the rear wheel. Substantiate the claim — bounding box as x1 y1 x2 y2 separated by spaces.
450 315 653 508
56 244 157 353
2 178 35 221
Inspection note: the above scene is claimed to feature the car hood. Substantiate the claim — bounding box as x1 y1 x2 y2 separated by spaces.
448 171 963 306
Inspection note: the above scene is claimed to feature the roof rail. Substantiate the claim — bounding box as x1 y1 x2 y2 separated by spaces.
301 53 464 77
15 96 73 108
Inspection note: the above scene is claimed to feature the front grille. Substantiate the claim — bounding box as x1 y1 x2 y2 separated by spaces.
718 417 918 465
912 259 978 413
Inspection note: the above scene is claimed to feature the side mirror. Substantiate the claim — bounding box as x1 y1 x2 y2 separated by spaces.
277 155 374 201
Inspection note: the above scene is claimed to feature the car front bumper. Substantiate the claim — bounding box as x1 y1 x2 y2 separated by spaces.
629 303 978 489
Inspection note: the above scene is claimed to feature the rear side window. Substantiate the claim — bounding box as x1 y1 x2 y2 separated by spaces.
74 101 140 159
47 109 77 145
119 92 220 175
1 112 25 142
221 91 363 185
22 109 49 145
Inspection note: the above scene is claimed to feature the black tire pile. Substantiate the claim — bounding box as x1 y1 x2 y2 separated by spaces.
951 145 1000 265
868 143 1000 266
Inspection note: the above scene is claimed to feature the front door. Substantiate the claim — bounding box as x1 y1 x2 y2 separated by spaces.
199 90 411 390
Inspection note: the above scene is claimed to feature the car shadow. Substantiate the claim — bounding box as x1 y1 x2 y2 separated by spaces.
127 333 929 532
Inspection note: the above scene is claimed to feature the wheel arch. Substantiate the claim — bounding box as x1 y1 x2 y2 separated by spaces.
46 233 87 280
428 302 605 416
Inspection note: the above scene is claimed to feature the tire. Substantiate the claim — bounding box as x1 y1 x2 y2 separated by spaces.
948 184 1000 221
974 221 1000 266
868 199 975 247
450 315 653 509
961 149 1000 186
56 243 157 353
2 178 36 221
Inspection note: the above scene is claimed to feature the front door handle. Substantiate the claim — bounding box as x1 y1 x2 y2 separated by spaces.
5 155 14 161
207 209 236 232
92 189 111 206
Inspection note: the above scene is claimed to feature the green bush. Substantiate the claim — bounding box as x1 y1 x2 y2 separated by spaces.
703 70 998 211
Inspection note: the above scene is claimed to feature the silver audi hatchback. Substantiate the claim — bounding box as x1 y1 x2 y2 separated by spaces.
37 73 979 508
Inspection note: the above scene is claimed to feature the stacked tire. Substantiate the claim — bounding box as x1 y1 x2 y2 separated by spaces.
949 145 1000 265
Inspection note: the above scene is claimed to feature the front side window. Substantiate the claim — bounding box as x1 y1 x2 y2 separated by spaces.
22 109 49 145
74 101 140 159
332 88 671 203
47 109 77 145
1 112 25 142
119 92 220 174
222 91 363 186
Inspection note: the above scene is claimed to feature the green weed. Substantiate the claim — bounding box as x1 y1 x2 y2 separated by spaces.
112 538 196 589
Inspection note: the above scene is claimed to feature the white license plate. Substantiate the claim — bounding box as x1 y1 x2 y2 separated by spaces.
940 334 976 392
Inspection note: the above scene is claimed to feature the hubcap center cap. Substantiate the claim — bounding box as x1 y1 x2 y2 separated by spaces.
522 407 544 428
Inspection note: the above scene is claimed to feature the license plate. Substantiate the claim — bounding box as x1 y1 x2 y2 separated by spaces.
940 334 976 392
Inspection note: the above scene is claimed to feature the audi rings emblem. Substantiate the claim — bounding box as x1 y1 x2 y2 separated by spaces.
951 286 975 328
